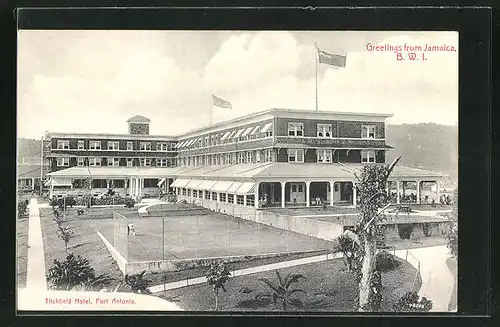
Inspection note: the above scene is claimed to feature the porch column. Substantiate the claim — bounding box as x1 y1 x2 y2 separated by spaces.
352 181 357 207
107 179 111 189
281 181 286 208
416 180 421 204
436 180 440 203
32 178 35 190
166 178 170 193
396 181 400 204
255 182 260 208
330 181 334 206
306 181 311 207
244 195 247 206
226 192 229 203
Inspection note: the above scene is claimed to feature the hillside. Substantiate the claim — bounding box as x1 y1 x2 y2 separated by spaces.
385 123 458 179
17 138 42 165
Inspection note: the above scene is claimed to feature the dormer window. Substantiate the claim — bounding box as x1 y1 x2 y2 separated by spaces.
362 125 376 139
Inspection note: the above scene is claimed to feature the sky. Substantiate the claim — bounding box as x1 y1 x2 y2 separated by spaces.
17 30 458 139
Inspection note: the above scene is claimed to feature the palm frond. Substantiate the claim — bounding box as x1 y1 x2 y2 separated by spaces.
386 156 401 178
258 278 279 294
287 289 308 297
275 270 284 287
284 274 307 289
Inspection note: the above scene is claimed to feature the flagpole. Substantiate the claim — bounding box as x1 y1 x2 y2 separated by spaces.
210 97 213 127
315 42 318 112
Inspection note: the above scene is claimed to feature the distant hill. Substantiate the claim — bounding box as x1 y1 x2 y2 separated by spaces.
385 123 458 179
17 138 42 165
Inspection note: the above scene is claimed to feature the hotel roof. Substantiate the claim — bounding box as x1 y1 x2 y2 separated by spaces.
47 163 444 180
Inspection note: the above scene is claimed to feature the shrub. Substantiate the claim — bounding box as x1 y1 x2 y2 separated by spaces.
422 223 432 237
124 197 135 208
398 224 413 239
47 253 112 291
77 209 84 215
18 201 28 217
393 291 433 312
206 261 231 311
121 271 152 294
50 197 59 208
375 251 401 272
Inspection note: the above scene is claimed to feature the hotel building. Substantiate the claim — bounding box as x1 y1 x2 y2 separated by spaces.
44 109 444 208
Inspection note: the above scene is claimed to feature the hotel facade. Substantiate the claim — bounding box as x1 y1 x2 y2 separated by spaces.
44 109 444 208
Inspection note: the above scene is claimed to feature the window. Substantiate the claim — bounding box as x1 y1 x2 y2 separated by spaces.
204 137 209 147
212 192 217 200
140 158 152 167
56 157 70 166
89 157 101 166
157 143 168 151
127 142 133 151
182 188 187 196
264 149 275 163
236 195 244 205
193 190 198 198
238 152 245 164
317 149 333 163
361 150 376 163
108 141 119 150
57 140 70 150
187 189 192 197
317 124 333 138
198 190 203 198
288 122 304 137
362 125 376 139
246 195 255 206
198 139 203 147
140 142 151 151
126 158 133 167
247 151 254 163
157 158 169 167
204 191 210 200
288 149 304 163
225 154 231 165
231 153 237 164
265 130 273 137
89 141 101 150
256 150 261 163
77 157 85 166
227 194 234 203
77 140 85 150
107 157 120 167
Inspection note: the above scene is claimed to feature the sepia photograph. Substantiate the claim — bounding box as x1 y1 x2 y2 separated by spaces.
16 29 458 313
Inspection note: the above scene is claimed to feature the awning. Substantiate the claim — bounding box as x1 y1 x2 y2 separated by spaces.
241 127 253 137
185 179 203 189
210 181 235 193
188 139 195 146
260 123 272 133
198 180 216 190
226 181 243 194
51 177 73 186
227 131 236 139
235 182 256 195
157 178 166 187
250 125 261 135
171 178 190 188
233 129 244 138
220 131 231 141
43 178 52 186
173 143 180 149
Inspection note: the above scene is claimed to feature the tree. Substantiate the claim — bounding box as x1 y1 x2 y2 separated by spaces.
56 225 74 252
258 270 307 311
206 260 231 311
47 253 112 291
18 201 28 217
333 230 361 272
119 271 152 294
344 157 401 311
446 188 458 259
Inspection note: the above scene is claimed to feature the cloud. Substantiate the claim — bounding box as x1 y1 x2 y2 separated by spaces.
17 31 458 139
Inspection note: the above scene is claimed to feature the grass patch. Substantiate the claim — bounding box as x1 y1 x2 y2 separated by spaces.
16 218 29 288
39 211 124 290
160 257 419 312
39 207 139 220
146 203 210 217
446 257 457 311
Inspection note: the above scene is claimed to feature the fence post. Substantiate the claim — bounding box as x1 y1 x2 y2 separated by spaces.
405 249 408 261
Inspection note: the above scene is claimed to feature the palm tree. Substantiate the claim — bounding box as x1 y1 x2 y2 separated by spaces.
116 271 152 294
258 270 307 311
333 230 361 272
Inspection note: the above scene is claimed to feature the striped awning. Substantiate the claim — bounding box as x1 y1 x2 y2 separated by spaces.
185 179 203 189
51 177 73 186
198 180 216 190
250 125 261 135
226 182 243 194
171 178 190 188
210 181 235 193
157 178 166 187
260 123 272 133
220 131 231 141
235 182 255 195
241 127 253 137
233 129 245 138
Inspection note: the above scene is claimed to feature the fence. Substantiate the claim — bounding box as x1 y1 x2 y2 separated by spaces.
112 211 129 260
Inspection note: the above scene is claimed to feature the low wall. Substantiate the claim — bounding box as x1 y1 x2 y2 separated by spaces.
96 230 127 274
177 195 344 242
125 250 324 275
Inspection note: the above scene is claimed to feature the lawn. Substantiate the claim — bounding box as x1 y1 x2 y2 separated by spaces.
39 206 140 219
160 256 420 312
446 257 457 311
16 217 29 288
146 203 211 217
